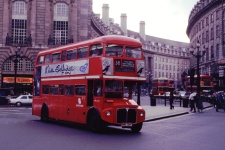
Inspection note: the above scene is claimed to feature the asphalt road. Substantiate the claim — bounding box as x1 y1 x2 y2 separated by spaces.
0 106 225 150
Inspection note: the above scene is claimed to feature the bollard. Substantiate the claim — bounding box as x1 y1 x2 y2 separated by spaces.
183 98 189 108
150 94 156 106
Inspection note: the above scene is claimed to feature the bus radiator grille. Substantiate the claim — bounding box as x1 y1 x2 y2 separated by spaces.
116 108 136 123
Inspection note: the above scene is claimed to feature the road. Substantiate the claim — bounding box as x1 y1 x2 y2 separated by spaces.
0 106 225 150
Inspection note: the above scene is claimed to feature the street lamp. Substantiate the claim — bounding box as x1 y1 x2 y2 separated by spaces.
189 40 206 100
10 46 23 95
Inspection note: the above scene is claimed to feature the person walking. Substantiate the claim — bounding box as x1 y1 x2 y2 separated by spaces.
189 92 196 113
216 92 223 112
196 94 203 112
169 90 174 109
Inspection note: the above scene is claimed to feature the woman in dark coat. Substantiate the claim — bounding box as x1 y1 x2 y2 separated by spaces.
169 91 174 109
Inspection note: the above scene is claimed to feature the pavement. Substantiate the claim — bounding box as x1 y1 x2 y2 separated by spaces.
138 96 213 122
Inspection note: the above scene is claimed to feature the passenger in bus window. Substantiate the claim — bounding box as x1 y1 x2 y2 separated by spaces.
92 49 102 56
96 87 102 96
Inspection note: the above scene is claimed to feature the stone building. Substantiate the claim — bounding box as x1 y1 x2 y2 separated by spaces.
186 0 225 90
0 0 190 94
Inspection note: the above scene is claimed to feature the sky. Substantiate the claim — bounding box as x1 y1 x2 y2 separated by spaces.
92 0 199 43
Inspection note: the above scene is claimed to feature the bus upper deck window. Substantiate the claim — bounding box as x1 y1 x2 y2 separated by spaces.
78 47 88 58
126 47 142 58
90 44 103 56
37 56 44 65
67 49 77 60
44 54 52 64
52 53 61 63
106 44 123 57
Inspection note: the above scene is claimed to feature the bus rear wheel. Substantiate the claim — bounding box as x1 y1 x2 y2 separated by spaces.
87 111 103 133
41 105 49 122
131 122 143 133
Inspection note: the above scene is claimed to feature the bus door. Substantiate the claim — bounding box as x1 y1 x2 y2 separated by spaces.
87 80 94 106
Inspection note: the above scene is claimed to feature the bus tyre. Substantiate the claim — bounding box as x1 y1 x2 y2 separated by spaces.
131 122 143 133
87 111 103 133
41 105 49 122
16 102 22 107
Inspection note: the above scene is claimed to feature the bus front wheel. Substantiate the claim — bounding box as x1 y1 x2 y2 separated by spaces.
131 122 143 133
87 111 103 133
41 105 49 122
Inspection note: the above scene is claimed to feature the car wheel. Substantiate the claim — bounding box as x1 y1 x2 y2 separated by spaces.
16 102 22 107
131 122 143 133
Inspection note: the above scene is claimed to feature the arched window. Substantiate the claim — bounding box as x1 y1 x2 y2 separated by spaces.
2 57 33 72
53 3 69 45
3 59 12 71
12 1 27 44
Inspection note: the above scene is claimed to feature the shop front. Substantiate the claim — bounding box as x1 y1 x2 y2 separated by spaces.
2 75 33 95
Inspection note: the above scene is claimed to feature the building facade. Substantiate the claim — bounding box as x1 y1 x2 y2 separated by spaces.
0 0 190 95
187 0 225 90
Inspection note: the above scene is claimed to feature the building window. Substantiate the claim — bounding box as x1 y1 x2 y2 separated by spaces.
216 44 219 58
206 31 209 42
211 28 214 40
3 59 11 71
205 48 209 61
202 20 204 28
202 33 205 44
206 17 209 26
211 46 214 60
216 25 219 37
12 1 27 44
216 10 219 20
25 59 34 71
53 3 69 45
17 59 23 71
211 14 213 23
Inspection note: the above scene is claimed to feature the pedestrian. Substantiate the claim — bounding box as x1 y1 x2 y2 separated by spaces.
216 92 223 112
189 92 196 113
196 94 203 112
169 90 174 109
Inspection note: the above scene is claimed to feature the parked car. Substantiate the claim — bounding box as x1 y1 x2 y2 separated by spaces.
177 91 186 98
162 92 176 97
9 95 33 107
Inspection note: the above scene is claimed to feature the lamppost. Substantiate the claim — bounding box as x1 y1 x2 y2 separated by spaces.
10 46 23 95
190 40 206 100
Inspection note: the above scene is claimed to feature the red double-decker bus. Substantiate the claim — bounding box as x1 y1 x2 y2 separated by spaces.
151 77 174 95
32 35 146 132
186 75 214 93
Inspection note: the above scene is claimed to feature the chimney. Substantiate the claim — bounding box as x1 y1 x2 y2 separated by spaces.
102 4 109 26
120 13 127 36
139 21 146 40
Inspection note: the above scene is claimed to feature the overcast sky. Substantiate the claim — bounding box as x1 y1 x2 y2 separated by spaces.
92 0 199 43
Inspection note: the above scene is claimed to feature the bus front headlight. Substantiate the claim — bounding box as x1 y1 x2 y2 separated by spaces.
106 110 111 116
140 112 144 117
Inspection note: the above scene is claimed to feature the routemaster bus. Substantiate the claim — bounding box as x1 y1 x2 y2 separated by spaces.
185 75 214 93
151 77 174 95
32 35 146 133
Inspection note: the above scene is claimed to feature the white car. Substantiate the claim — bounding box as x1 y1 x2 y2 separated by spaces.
9 95 33 107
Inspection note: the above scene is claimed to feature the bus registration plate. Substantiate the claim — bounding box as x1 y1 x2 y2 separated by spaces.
121 123 132 127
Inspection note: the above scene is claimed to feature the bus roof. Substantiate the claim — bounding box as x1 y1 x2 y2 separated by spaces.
39 35 142 55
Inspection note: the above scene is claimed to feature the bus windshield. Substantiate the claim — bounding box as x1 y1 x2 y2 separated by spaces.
105 80 123 98
126 47 142 58
106 44 123 57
